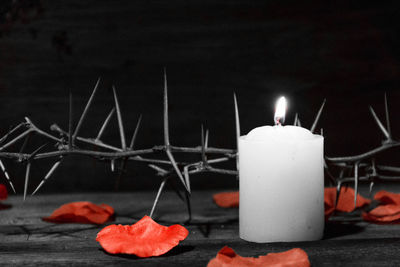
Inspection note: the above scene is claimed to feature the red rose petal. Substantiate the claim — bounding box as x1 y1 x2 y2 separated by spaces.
373 190 400 205
363 204 400 223
325 187 370 212
96 215 189 257
213 191 239 208
207 246 310 267
363 191 400 223
43 201 114 224
0 184 7 200
324 187 370 219
367 204 400 217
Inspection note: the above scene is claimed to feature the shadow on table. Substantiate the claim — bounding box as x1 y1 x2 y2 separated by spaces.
100 245 195 259
323 221 365 239
117 210 239 238
0 203 12 210
0 223 102 240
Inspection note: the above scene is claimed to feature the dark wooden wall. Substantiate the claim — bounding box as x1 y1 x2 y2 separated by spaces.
1 0 400 192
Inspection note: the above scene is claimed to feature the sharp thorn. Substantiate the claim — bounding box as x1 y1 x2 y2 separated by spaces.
129 114 142 150
183 166 191 193
294 113 298 126
234 93 240 174
201 125 207 163
0 159 16 193
23 162 31 201
205 129 209 149
0 129 32 151
0 135 7 146
166 150 190 193
369 181 374 195
163 68 170 146
18 132 31 154
233 93 241 144
384 93 391 137
96 108 115 141
149 177 168 219
297 117 302 127
310 99 326 133
31 181 45 196
148 164 168 175
28 143 48 161
0 134 8 146
25 117 33 125
31 160 62 196
113 86 126 150
335 181 342 209
73 77 101 139
0 122 25 145
369 106 390 139
8 181 16 194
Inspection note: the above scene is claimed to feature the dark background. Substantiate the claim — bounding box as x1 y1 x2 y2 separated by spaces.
1 0 400 193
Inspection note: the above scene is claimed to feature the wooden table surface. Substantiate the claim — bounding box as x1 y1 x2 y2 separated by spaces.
1 190 400 266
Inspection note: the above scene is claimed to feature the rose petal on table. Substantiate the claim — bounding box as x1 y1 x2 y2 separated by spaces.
373 190 400 205
324 187 370 214
0 184 7 200
96 215 189 257
363 204 400 223
213 191 239 208
207 246 310 267
362 191 400 223
43 201 114 224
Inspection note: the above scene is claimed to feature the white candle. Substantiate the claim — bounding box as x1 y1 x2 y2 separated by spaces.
239 97 324 243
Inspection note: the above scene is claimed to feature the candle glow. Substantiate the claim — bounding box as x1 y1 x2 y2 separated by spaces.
274 96 287 125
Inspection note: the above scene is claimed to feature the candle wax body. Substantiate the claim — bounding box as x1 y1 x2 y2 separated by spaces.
239 125 324 243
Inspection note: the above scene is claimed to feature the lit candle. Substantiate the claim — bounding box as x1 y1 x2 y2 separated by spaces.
239 97 324 243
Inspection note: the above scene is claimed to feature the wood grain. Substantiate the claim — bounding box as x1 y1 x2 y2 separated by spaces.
1 191 400 266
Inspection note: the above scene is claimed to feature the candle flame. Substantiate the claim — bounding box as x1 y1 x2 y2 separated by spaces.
274 96 287 125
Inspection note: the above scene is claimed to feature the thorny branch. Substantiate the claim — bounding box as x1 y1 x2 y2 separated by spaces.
325 94 400 209
0 73 239 221
0 72 394 220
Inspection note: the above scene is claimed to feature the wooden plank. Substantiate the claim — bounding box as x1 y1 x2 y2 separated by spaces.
1 191 400 266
